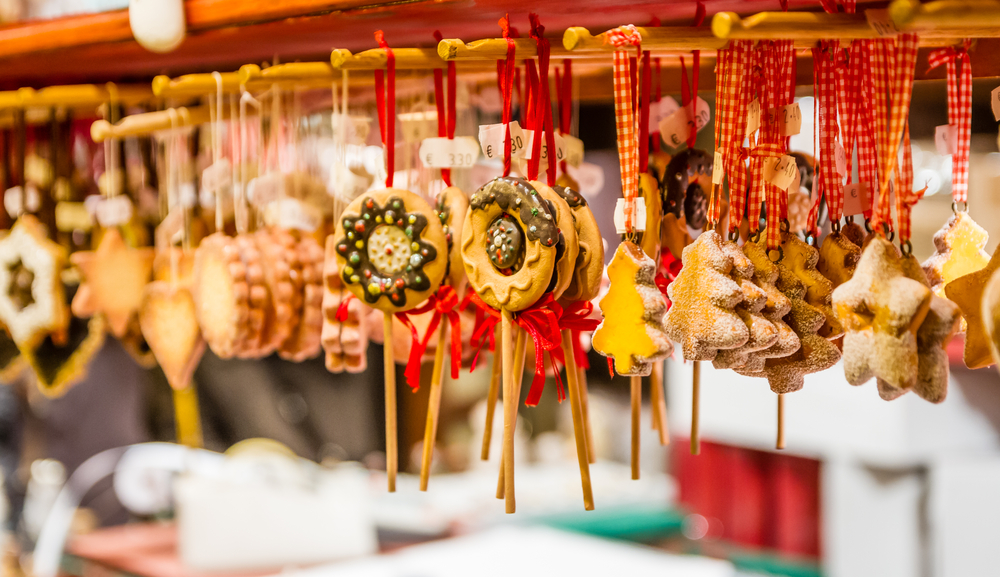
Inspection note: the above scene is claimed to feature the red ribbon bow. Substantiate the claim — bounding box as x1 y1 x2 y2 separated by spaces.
335 293 356 322
558 300 601 371
518 294 565 406
398 285 464 391
464 292 501 371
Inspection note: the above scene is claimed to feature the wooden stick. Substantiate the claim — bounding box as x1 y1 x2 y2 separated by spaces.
578 366 596 464
173 382 203 448
563 26 725 52
480 324 503 461
650 364 662 432
651 361 670 446
776 393 786 450
333 47 446 70
691 361 701 456
419 324 450 491
383 312 398 492
500 310 517 512
630 375 641 480
496 329 527 499
561 331 594 510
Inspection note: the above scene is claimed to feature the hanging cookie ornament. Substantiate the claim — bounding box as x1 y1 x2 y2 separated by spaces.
784 233 841 340
0 215 70 349
734 241 800 373
322 240 372 373
945 249 1000 369
982 268 1000 372
923 212 989 317
712 242 777 370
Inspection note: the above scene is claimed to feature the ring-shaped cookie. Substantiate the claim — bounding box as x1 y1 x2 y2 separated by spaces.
333 188 447 314
436 186 469 293
531 180 578 301
554 184 605 303
461 177 557 312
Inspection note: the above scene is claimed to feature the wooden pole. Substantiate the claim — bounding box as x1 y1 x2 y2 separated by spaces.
500 309 516 513
173 383 203 448
651 361 670 446
691 361 701 456
481 324 503 461
496 329 527 499
561 330 594 510
419 324 450 491
383 312 398 492
776 393 786 450
630 375 641 480
579 366 596 464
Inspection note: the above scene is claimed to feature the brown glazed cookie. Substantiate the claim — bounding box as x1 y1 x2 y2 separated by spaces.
191 233 250 359
833 236 932 389
461 177 557 312
334 188 448 314
532 180 579 301
664 230 748 361
555 184 604 303
435 186 470 292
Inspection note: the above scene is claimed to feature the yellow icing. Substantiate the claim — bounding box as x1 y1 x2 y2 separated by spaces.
593 242 659 374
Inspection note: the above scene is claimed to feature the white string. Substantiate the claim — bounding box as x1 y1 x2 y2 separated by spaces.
212 71 224 233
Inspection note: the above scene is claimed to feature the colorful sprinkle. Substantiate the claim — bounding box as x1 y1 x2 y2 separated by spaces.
355 240 364 249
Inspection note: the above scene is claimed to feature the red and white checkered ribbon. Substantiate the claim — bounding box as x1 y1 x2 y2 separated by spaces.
606 25 642 232
714 41 751 231
869 35 919 236
808 40 843 233
928 40 973 204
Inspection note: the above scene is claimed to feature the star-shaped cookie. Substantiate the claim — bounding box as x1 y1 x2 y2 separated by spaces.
945 247 1000 369
0 215 69 348
983 267 1000 373
71 229 154 338
833 237 932 389
923 212 990 300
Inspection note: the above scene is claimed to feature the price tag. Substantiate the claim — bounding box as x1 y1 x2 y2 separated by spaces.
746 98 761 135
658 97 712 149
766 103 803 137
267 198 321 232
991 86 1000 121
613 198 647 234
835 141 848 176
865 9 900 37
201 158 232 196
649 97 680 133
419 137 481 168
86 194 134 227
712 151 724 185
398 111 438 144
935 124 958 156
763 155 798 191
561 134 584 168
790 162 802 193
567 162 604 197
842 182 870 216
479 121 527 161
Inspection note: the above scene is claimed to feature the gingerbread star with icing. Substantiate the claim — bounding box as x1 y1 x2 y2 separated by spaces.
923 212 990 300
0 215 69 348
71 228 154 338
944 247 1000 369
832 237 932 389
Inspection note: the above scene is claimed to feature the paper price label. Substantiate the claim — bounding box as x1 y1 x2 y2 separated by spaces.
765 103 803 137
86 194 133 227
658 97 711 149
649 97 680 133
201 158 232 195
613 198 647 234
746 98 762 135
479 121 527 161
712 151 724 185
992 86 1000 121
866 9 900 37
835 141 848 176
763 155 798 191
935 124 958 156
790 162 802 193
419 137 480 168
843 182 870 216
271 198 321 232
562 134 584 168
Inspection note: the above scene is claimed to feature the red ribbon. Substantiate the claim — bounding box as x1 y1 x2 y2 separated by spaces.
558 300 600 370
335 293 356 322
498 15 517 177
518 294 565 406
529 14 557 186
399 285 464 390
373 31 396 188
639 50 651 173
432 31 457 187
464 292 501 370
655 250 684 308
555 59 572 174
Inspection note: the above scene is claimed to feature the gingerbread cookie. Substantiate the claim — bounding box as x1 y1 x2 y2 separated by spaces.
555 184 604 303
253 228 303 355
556 172 580 191
876 256 960 403
0 216 69 348
664 230 748 361
923 211 990 332
841 220 866 248
71 228 154 339
712 241 778 370
983 267 1000 373
334 189 448 313
817 232 861 289
733 241 800 374
833 237 932 389
322 237 371 373
279 234 324 362
638 173 663 259
784 233 841 340
191 233 251 359
660 213 693 260
532 181 579 301
592 241 672 376
944 247 1000 369
662 149 712 230
739 240 840 393
140 281 205 390
461 177 557 312
436 187 469 292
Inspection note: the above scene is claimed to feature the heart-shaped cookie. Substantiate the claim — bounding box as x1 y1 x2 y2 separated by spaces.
140 281 205 390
